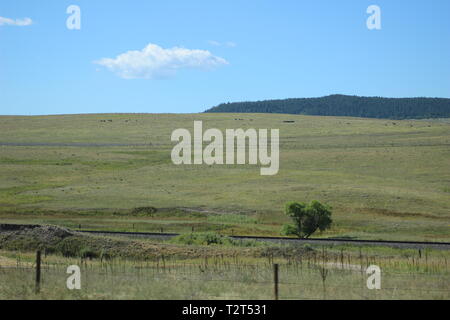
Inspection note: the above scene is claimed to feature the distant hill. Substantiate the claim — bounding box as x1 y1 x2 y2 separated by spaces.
205 94 450 119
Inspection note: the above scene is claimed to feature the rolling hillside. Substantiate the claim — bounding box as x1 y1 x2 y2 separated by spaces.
0 113 449 241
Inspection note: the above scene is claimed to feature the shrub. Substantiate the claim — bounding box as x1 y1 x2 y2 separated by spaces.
80 247 98 260
131 207 157 216
171 232 262 247
171 232 226 246
56 239 82 257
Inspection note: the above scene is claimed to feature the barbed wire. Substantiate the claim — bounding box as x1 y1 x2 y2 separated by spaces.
2 268 447 294
1 263 449 277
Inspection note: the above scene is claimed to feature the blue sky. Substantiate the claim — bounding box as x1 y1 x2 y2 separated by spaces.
1 0 449 115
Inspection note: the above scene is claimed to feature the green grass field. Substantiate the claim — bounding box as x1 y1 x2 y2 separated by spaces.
0 113 449 241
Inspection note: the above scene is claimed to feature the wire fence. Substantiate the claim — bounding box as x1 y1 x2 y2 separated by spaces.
1 254 449 300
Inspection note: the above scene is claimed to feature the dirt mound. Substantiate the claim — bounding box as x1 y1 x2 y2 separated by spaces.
0 224 74 244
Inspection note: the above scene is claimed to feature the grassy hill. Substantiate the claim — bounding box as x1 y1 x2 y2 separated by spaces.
0 113 449 241
205 95 450 119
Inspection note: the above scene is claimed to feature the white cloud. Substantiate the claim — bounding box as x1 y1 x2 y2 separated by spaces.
208 40 221 46
208 40 237 48
94 43 229 79
0 16 33 26
224 41 237 48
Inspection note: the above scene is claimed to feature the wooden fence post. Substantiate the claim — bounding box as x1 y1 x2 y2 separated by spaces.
273 263 279 300
35 250 41 294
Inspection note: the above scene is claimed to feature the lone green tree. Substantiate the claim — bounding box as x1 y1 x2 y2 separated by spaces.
282 200 332 239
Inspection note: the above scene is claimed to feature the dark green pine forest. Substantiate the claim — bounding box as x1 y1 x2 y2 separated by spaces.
205 94 450 119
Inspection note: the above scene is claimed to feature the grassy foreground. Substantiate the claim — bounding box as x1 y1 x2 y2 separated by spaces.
0 225 448 300
0 113 449 241
1 244 449 300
